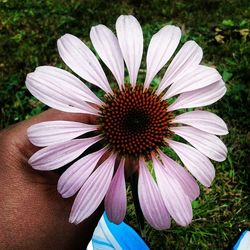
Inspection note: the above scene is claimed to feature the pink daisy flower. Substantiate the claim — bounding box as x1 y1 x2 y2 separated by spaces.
26 15 228 230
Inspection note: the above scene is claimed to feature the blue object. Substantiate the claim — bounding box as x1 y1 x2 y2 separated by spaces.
233 230 250 250
88 215 250 250
87 212 150 250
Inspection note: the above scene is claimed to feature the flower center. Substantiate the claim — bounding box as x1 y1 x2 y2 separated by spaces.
98 85 172 158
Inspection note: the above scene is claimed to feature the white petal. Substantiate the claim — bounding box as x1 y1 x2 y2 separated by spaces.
116 15 143 86
69 153 116 224
144 25 181 89
90 25 124 89
138 158 171 230
168 140 215 187
26 71 99 115
168 80 226 111
172 110 228 135
157 40 203 95
28 136 101 171
57 34 112 93
158 150 200 201
153 158 193 226
105 158 126 224
171 126 227 162
57 148 107 198
28 120 98 147
163 65 221 99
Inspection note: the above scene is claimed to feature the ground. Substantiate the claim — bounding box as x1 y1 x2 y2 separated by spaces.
0 0 249 249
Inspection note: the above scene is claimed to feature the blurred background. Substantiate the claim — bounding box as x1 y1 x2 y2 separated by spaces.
0 0 249 249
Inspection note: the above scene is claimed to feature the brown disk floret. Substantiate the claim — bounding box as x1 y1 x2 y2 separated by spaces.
98 85 172 158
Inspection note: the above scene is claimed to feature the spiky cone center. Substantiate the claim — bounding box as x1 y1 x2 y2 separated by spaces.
98 85 173 158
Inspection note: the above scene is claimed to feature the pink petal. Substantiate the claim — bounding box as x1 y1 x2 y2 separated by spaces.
69 153 116 224
144 25 181 89
57 147 107 198
168 140 215 187
171 110 228 135
26 71 99 115
157 40 203 95
90 25 124 89
28 136 101 171
171 126 227 162
35 66 102 105
57 34 112 94
116 15 143 86
158 150 200 201
105 158 126 224
153 157 193 227
28 120 98 147
163 65 221 99
168 80 226 111
138 158 171 230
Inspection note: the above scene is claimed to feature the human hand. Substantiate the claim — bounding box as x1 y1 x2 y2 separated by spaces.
0 109 103 250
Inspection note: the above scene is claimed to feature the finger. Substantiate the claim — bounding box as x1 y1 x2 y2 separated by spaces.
1 109 98 160
25 108 98 126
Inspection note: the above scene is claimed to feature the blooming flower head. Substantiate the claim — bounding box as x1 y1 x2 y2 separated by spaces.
26 15 228 230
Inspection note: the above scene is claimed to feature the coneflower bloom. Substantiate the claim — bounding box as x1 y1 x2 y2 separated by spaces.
26 15 228 230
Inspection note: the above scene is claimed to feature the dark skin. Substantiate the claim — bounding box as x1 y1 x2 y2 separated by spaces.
0 109 103 250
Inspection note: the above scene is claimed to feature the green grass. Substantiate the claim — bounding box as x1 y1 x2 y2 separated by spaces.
1 0 249 249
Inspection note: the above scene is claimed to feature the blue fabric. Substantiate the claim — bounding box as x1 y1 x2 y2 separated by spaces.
103 212 150 250
92 238 114 248
233 230 248 250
